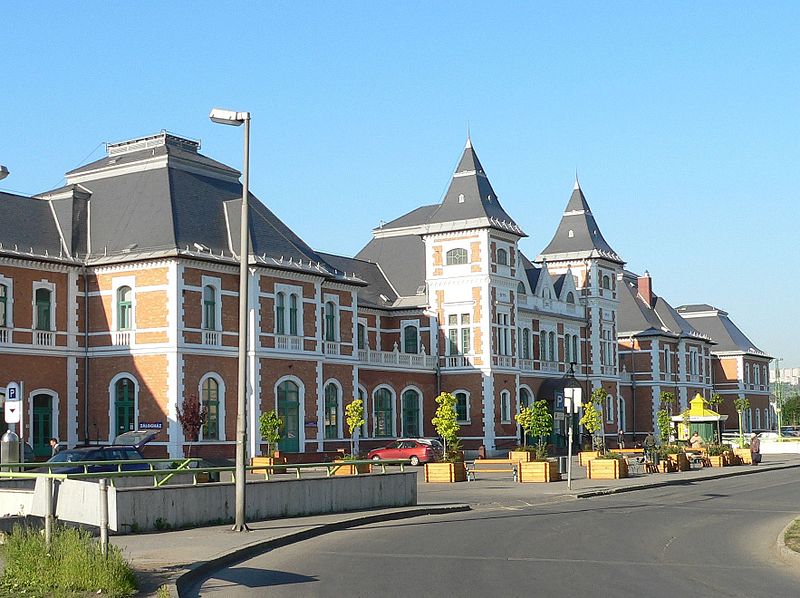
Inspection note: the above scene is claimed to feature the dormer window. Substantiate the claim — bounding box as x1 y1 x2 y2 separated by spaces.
517 282 526 295
601 275 611 290
446 248 468 265
568 229 574 238
496 248 508 266
458 193 465 203
566 292 575 304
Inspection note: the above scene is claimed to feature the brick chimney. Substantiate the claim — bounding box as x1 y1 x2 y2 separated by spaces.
638 271 654 307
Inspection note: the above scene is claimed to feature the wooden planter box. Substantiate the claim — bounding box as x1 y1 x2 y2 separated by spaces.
722 450 736 466
251 456 287 474
424 461 467 483
659 459 677 473
667 453 691 471
733 448 752 465
579 451 599 466
706 455 725 467
508 451 534 462
587 458 628 479
517 460 560 483
332 461 371 476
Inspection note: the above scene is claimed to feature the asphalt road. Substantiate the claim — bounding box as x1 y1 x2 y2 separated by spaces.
196 469 800 597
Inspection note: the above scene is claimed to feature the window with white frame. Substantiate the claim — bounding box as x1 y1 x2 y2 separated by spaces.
374 387 394 437
754 365 760 386
117 286 133 331
521 328 530 359
357 321 366 350
572 335 579 363
446 248 468 265
447 313 471 355
324 300 338 341
324 382 340 439
201 376 222 440
496 248 508 266
517 282 526 297
33 283 54 331
0 278 12 328
548 331 556 361
202 285 217 331
564 334 571 363
455 391 469 423
500 390 511 423
745 364 750 384
690 348 699 376
538 331 546 361
276 292 286 335
403 323 419 354
605 393 614 423
496 311 511 356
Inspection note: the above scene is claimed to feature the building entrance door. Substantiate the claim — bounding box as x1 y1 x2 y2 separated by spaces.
277 381 300 453
32 394 52 458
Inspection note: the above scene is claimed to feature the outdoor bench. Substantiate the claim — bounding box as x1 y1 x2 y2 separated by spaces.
466 459 518 482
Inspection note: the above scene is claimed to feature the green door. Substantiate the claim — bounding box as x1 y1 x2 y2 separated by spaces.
32 394 52 458
402 390 420 437
115 378 135 438
277 381 300 453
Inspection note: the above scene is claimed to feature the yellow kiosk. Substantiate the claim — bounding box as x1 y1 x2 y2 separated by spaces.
671 394 728 444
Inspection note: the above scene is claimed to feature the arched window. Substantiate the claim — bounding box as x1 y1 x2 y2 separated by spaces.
32 393 54 458
566 292 575 304
455 391 469 423
324 383 339 439
289 294 298 335
277 380 301 453
522 328 530 359
203 285 216 330
517 282 526 295
564 334 571 363
539 333 546 361
754 366 760 386
374 388 393 437
0 283 9 327
745 364 750 384
497 248 508 266
401 389 420 437
446 248 468 265
357 323 366 350
35 288 52 331
605 393 614 423
201 378 220 440
358 387 368 438
114 377 135 437
500 390 511 422
572 336 579 364
325 301 337 341
275 292 285 335
403 325 418 354
548 331 556 362
519 387 532 409
601 275 610 290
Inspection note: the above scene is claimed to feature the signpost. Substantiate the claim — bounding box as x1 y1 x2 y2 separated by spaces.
563 372 582 491
4 381 21 425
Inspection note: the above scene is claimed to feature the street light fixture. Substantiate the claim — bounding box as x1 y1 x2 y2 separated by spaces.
563 362 583 490
0 165 9 181
209 107 251 532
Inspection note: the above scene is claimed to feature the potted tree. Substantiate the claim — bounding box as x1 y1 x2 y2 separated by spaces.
425 392 466 483
657 392 688 471
516 400 559 482
577 388 604 466
252 411 285 474
511 405 536 462
733 397 752 464
177 394 208 481
334 399 370 476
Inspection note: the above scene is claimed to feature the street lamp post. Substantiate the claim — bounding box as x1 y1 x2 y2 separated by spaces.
774 358 784 437
563 362 583 491
209 108 251 532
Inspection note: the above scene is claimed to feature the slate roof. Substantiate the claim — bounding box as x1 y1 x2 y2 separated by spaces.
355 234 426 298
537 180 623 264
0 191 77 263
318 252 402 309
676 304 769 356
520 253 542 294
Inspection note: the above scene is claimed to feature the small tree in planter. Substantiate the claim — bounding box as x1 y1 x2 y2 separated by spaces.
345 399 366 458
734 397 751 448
527 400 554 460
177 394 207 458
432 392 461 462
515 406 535 451
656 406 672 445
579 388 606 453
258 411 282 457
660 391 677 415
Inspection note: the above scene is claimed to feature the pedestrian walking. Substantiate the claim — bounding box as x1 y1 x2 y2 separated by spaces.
750 433 761 465
643 432 656 464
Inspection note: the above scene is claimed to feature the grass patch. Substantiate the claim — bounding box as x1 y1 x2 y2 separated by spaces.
0 525 137 596
785 519 800 553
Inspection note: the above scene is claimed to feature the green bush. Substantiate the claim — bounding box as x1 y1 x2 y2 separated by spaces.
0 525 137 596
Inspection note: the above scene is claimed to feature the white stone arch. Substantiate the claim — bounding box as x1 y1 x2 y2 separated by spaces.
323 377 344 439
399 384 424 437
518 384 534 411
372 384 397 438
198 372 226 441
27 388 60 450
273 375 307 451
107 372 139 443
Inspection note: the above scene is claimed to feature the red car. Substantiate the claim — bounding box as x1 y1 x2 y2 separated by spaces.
367 438 443 466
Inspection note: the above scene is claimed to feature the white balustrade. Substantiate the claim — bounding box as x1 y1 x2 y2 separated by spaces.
35 330 55 346
113 331 131 346
275 335 301 351
0 328 9 344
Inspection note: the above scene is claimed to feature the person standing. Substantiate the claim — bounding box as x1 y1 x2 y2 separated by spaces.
750 433 761 465
643 432 656 464
617 429 625 449
49 437 60 457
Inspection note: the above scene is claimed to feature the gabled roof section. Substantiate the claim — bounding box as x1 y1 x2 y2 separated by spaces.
520 253 542 293
676 304 770 357
318 252 402 309
0 191 77 263
537 179 623 264
355 234 426 298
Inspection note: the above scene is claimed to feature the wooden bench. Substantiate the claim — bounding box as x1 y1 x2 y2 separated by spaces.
466 459 518 482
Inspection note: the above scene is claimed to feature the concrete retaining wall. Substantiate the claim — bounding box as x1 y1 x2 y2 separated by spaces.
760 440 800 454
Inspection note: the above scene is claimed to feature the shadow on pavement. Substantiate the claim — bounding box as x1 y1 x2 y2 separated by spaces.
200 568 318 593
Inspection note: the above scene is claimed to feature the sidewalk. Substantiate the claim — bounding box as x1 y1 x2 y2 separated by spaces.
112 454 800 596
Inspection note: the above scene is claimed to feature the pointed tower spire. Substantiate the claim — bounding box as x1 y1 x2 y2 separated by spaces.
537 180 623 264
574 169 580 191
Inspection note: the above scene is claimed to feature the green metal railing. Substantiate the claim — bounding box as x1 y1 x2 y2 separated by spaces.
0 459 411 487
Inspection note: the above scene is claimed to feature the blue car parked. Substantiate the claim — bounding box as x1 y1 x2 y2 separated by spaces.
41 430 157 474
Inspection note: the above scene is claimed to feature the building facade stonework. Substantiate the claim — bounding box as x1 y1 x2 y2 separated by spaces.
0 132 772 458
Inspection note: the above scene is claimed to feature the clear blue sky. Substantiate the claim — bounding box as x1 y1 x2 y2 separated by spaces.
2 2 798 366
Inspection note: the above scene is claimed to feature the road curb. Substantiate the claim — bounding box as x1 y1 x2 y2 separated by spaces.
777 517 800 565
172 504 471 597
575 462 800 499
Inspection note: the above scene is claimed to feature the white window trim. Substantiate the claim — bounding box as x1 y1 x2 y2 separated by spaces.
199 372 226 441
322 293 340 342
399 385 424 437
400 319 420 354
500 390 511 424
273 375 306 451
617 396 626 431
605 394 614 424
454 388 471 424
0 274 14 328
518 385 534 412
27 388 60 449
108 372 139 443
445 247 469 266
201 276 222 332
112 276 136 332
276 283 305 337
357 317 368 350
372 385 396 438
32 280 56 331
323 378 344 439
